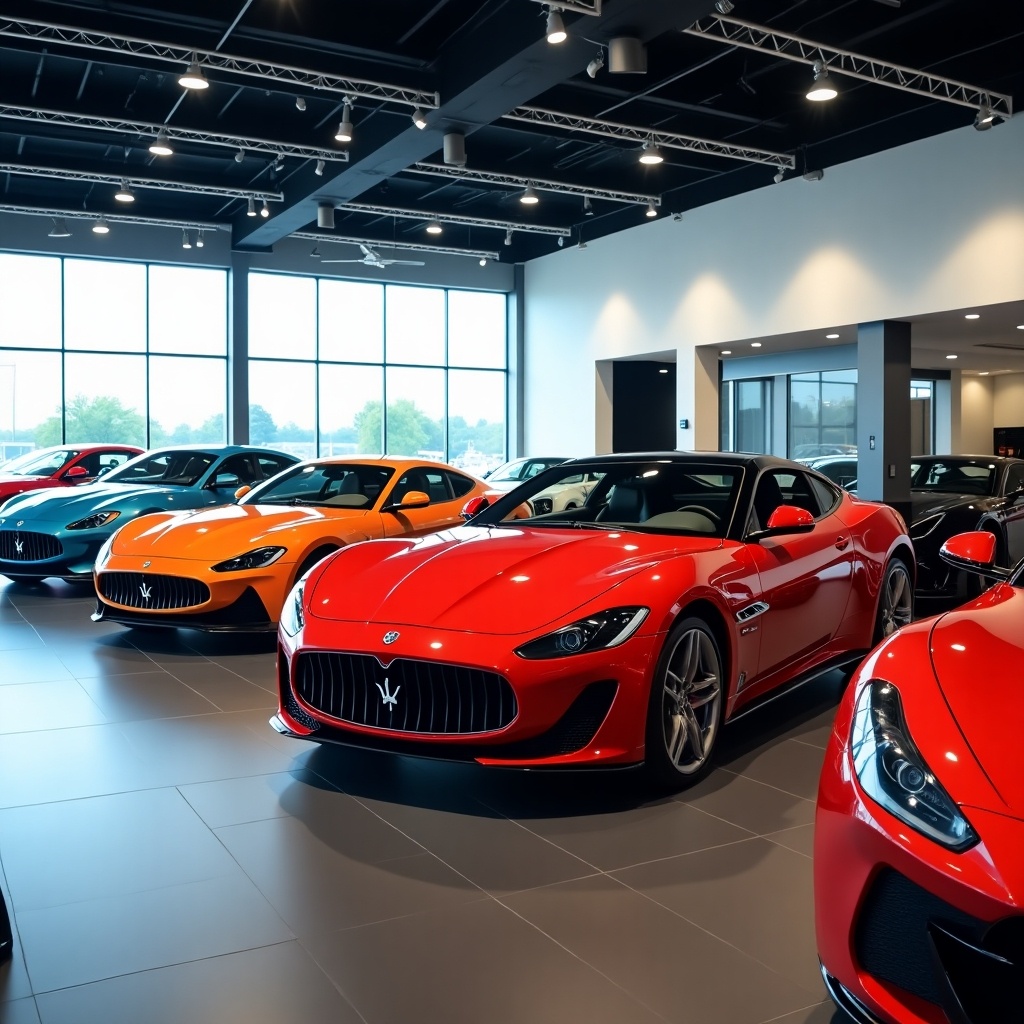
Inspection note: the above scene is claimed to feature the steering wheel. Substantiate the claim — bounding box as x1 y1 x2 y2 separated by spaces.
677 504 721 525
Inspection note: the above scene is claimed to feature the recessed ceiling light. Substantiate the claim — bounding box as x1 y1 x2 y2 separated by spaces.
946 354 958 359
1017 324 1024 330
721 350 731 355
979 371 990 376
825 333 839 339
964 313 980 319
751 342 762 348
658 368 668 374
426 220 443 235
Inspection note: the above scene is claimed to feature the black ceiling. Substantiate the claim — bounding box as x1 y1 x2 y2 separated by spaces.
0 0 1020 264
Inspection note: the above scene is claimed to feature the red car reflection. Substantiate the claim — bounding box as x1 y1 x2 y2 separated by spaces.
0 444 143 506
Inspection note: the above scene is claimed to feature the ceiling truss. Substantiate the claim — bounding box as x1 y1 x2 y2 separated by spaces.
333 202 573 237
0 202 221 230
684 15 1014 117
525 0 602 14
293 231 499 262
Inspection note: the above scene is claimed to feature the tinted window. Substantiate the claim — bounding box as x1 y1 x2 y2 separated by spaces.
445 471 477 499
106 450 216 486
257 454 296 480
809 476 841 514
244 463 394 509
911 460 996 495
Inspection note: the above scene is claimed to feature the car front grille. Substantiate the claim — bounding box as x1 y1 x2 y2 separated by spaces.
294 652 517 734
0 530 62 561
97 571 210 610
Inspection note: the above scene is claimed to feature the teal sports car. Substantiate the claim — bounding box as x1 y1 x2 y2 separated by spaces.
0 445 298 582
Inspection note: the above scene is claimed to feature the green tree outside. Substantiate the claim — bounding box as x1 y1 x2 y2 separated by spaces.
35 394 147 447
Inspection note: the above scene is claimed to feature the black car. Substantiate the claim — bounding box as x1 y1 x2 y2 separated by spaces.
910 454 1024 599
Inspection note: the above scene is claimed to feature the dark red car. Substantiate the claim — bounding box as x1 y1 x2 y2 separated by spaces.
0 444 143 506
272 452 913 787
815 530 1023 1024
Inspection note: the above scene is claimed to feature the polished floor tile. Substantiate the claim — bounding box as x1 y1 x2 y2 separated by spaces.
676 769 817 835
0 680 108 734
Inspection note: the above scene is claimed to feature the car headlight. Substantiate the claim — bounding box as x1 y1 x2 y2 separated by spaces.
910 512 945 539
515 606 648 660
851 680 978 851
280 578 306 637
67 510 120 530
211 546 286 572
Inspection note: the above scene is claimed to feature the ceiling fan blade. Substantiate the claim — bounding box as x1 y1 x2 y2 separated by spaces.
378 259 427 266
317 258 367 263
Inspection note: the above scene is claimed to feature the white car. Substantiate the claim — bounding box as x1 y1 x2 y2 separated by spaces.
484 456 572 485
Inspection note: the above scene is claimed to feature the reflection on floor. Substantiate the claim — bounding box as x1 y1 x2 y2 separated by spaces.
0 578 847 1024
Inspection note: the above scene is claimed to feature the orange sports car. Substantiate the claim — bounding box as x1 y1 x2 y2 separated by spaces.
91 457 489 632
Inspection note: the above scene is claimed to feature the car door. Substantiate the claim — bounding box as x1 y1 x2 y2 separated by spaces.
380 466 464 538
998 463 1024 565
742 469 856 685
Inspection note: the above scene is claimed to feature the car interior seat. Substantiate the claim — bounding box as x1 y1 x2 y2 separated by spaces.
753 474 786 529
597 482 648 523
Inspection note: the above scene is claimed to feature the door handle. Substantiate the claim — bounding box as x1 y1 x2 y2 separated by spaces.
835 536 850 551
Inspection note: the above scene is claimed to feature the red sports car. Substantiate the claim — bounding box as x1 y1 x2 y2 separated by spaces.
272 453 913 785
815 530 1023 1024
0 444 143 506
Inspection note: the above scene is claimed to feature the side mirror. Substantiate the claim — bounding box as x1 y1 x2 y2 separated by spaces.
940 531 1011 581
752 504 815 540
209 472 241 489
63 465 90 481
234 484 252 500
461 494 490 520
1009 488 1024 507
384 489 430 512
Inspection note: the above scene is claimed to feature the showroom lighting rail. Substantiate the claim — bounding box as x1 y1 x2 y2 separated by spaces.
294 231 500 262
332 202 573 237
0 201 221 232
0 162 283 203
0 18 439 110
409 163 661 208
683 16 1013 117
525 0 601 15
0 105 343 164
505 107 796 168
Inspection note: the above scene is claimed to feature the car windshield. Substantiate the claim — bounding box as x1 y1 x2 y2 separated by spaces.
103 450 217 487
487 458 564 484
910 459 996 495
1 448 77 477
469 460 744 537
242 462 396 509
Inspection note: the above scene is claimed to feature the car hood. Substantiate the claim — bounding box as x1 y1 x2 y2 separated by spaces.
0 481 199 522
929 587 1024 817
111 502 371 558
308 525 721 634
911 491 991 520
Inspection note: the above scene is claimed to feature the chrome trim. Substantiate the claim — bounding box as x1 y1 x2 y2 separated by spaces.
735 600 769 622
820 964 889 1024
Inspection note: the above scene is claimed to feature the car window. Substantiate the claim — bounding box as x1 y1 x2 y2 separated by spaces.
243 462 395 508
97 450 135 475
212 454 257 487
444 470 477 499
1004 464 1024 494
257 454 296 480
911 460 996 494
393 467 448 504
809 475 842 513
5 448 77 477
105 450 216 486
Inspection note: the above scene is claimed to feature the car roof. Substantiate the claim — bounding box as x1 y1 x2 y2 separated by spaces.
141 444 295 457
556 451 808 472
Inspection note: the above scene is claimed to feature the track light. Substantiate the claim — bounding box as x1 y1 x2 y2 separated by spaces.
260 198 270 218
479 257 487 266
314 159 325 176
48 217 71 238
443 132 467 167
92 217 109 234
519 185 539 205
310 245 321 258
546 7 567 44
504 229 513 246
974 97 997 131
773 166 786 183
412 107 428 130
586 50 605 79
639 142 664 165
235 148 245 163
806 59 837 102
178 56 209 90
672 212 684 222
196 230 204 248
645 201 657 218
182 229 192 249
114 180 135 203
295 96 306 111
583 196 593 216
149 130 173 156
608 37 647 74
246 197 256 217
714 0 735 13
317 202 335 229
335 102 354 143
426 220 443 235
557 236 564 247
803 168 824 181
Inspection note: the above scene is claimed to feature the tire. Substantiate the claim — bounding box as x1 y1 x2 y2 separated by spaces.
874 557 913 644
644 616 724 788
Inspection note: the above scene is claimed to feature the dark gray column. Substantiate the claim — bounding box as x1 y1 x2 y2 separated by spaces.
856 321 912 522
509 264 525 459
227 251 250 444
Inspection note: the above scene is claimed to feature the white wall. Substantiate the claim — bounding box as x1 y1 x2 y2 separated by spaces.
994 373 1024 429
523 115 1024 455
961 375 995 453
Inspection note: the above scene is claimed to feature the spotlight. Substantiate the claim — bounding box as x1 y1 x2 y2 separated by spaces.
196 230 204 248
48 217 71 238
335 102 354 143
974 97 997 131
608 37 647 74
557 236 564 247
310 245 321 258
519 185 539 205
295 96 306 111
586 51 605 79
773 166 785 183
504 229 513 246
235 148 245 163
92 217 109 234
479 257 487 266
412 107 428 130
639 142 664 165
317 202 335 229
246 197 256 217
182 229 192 249
114 180 135 203
273 153 285 171
426 220 443 235
645 201 657 218
260 198 270 218
314 159 325 176
806 60 837 102
672 212 683 221
178 56 209 90
583 196 593 216
149 130 173 156
802 168 824 181
546 7 567 44
714 0 735 13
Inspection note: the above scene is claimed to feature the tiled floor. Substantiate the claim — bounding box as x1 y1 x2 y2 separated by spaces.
0 578 847 1024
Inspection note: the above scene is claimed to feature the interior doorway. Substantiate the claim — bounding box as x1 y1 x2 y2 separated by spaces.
611 360 676 452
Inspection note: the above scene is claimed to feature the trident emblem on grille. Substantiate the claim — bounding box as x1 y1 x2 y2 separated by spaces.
139 582 152 602
376 678 400 708
383 631 399 645
14 537 23 554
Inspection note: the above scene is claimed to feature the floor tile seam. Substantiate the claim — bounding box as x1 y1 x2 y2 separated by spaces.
142 664 240 714
600 831 762 875
716 766 818 805
604 871 818 1000
0 777 244 813
757 998 832 1023
788 735 830 751
290 937 375 1024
